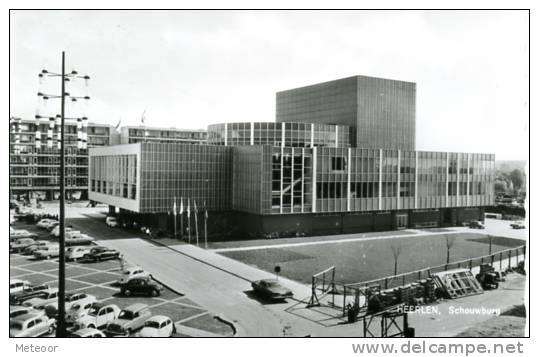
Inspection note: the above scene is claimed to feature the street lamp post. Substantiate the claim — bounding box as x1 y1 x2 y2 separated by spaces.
36 51 90 337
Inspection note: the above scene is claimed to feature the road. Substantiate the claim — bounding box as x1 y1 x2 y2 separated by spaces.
65 210 527 337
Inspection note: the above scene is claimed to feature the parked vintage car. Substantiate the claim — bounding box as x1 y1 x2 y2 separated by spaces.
10 283 50 305
74 302 121 330
68 328 106 337
510 221 526 229
120 278 163 297
22 240 51 255
22 288 59 309
117 266 152 285
136 315 175 337
468 220 485 229
44 293 97 316
103 303 151 337
106 216 119 228
33 244 60 260
83 246 120 262
66 246 93 261
9 312 56 337
10 238 37 253
10 279 30 295
251 279 294 300
37 219 57 229
9 305 44 319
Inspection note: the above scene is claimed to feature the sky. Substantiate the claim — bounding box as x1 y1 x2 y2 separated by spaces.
9 10 529 160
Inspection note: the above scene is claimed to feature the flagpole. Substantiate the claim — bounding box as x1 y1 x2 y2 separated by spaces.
194 200 199 246
173 196 177 239
187 198 191 244
204 201 208 249
179 197 184 240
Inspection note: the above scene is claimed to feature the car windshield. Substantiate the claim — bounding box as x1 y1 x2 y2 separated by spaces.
118 310 134 320
71 304 81 310
10 321 23 330
88 306 100 316
144 321 161 329
265 281 279 287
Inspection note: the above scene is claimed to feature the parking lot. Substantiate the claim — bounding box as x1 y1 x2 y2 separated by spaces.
10 220 234 337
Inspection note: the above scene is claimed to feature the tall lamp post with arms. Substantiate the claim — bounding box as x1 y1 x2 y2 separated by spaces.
36 51 90 337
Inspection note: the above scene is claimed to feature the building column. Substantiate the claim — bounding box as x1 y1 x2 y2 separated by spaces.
250 122 254 146
281 123 286 148
456 153 460 206
280 146 284 214
397 150 401 209
312 146 317 213
414 151 418 209
290 147 294 213
379 149 383 211
310 123 314 148
347 147 351 212
467 154 470 207
445 154 449 207
224 123 228 146
335 126 339 148
301 148 305 213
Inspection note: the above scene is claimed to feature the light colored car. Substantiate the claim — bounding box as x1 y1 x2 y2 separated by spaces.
118 266 152 285
75 302 121 330
66 246 93 261
46 293 97 314
51 226 76 237
66 233 95 246
136 315 175 337
10 238 37 253
510 221 526 229
106 216 118 228
37 219 57 228
33 244 60 260
66 300 96 324
10 312 56 337
22 240 51 255
68 328 106 337
23 288 59 309
10 230 38 240
45 221 59 230
10 279 30 294
104 303 151 337
10 305 44 319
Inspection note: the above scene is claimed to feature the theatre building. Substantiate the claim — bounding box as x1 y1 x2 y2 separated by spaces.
88 75 495 240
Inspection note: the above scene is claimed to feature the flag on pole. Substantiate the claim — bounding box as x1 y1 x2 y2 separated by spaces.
141 110 146 125
180 197 184 214
115 118 122 132
173 196 177 216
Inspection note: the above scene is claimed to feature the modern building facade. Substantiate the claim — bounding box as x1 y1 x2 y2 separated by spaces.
9 118 208 201
276 75 416 150
88 75 494 239
9 117 115 200
119 126 207 144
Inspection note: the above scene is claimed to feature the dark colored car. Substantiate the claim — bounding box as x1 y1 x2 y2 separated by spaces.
468 220 485 229
10 284 51 305
83 246 120 262
251 279 293 300
120 278 163 297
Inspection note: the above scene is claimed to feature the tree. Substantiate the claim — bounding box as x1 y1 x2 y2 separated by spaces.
445 235 456 265
494 180 508 194
391 243 403 276
509 169 524 190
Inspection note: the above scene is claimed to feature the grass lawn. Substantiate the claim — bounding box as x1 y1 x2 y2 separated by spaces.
220 233 525 285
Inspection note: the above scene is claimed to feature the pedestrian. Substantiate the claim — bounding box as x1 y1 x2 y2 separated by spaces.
119 253 126 272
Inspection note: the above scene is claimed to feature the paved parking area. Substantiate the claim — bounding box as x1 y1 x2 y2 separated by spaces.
10 220 235 337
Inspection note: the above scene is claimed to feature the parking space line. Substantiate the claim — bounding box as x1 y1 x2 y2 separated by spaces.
176 311 209 324
167 299 206 310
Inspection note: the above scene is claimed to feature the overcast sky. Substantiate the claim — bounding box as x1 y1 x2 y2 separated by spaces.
10 10 528 160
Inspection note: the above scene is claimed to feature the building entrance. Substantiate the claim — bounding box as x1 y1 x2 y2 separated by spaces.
395 213 408 230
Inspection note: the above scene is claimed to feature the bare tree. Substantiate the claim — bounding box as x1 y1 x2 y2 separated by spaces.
445 235 456 265
391 243 403 276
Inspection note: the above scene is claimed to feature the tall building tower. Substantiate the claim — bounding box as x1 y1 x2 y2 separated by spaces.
276 75 416 150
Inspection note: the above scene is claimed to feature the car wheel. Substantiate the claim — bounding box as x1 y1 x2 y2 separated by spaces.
47 325 54 334
151 289 159 297
125 328 131 337
124 289 132 297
